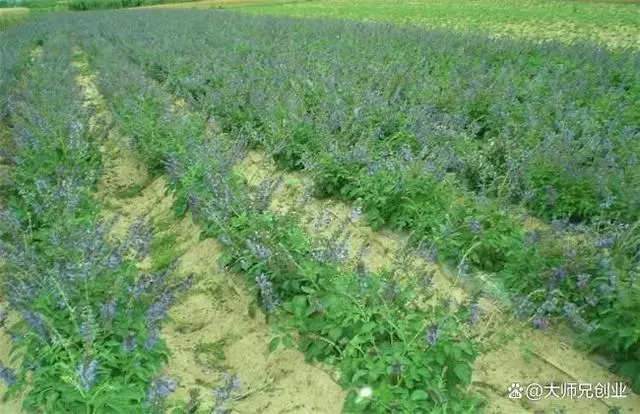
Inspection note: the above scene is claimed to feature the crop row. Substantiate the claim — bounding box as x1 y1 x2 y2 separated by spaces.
0 22 201 413
106 10 640 225
69 10 640 391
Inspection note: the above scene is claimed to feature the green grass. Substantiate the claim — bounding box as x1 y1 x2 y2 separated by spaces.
0 7 29 30
0 0 62 9
149 232 182 272
241 0 640 48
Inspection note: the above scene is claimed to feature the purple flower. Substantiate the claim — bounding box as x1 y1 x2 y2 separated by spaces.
255 274 280 314
79 317 95 346
329 236 350 264
467 219 482 233
532 318 550 330
187 192 201 217
598 283 615 297
100 298 117 321
76 358 98 391
549 267 568 287
599 257 613 271
350 205 362 222
163 154 183 183
219 234 232 246
123 219 153 260
144 327 160 351
391 360 405 376
600 195 615 210
0 363 17 386
562 303 578 318
22 310 47 339
146 293 172 324
399 145 414 163
425 325 439 345
212 373 240 414
551 219 568 233
246 238 272 261
458 259 470 279
146 376 177 408
253 175 284 211
514 297 533 318
541 295 559 313
562 303 592 332
576 273 590 289
418 241 437 264
595 235 616 249
105 253 123 270
469 302 481 325
121 332 137 353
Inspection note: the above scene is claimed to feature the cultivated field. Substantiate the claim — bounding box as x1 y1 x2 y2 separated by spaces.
145 0 640 49
0 2 639 413
0 7 29 30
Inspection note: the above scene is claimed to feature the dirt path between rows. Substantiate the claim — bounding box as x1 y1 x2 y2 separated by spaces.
72 48 346 413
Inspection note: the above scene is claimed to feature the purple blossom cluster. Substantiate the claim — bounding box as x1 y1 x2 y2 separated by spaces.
76 357 99 392
142 272 195 350
253 175 284 212
0 363 17 387
145 375 177 409
211 373 241 414
246 238 272 261
255 273 280 314
425 325 440 346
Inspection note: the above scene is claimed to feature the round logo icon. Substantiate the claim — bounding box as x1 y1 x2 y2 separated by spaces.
526 383 544 401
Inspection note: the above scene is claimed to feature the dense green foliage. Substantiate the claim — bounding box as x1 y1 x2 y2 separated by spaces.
72 9 640 391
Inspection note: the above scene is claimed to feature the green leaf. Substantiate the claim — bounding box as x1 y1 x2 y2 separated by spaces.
291 295 308 317
328 328 342 341
301 285 315 294
283 334 295 348
351 370 368 383
453 362 472 385
269 337 281 353
410 389 429 401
